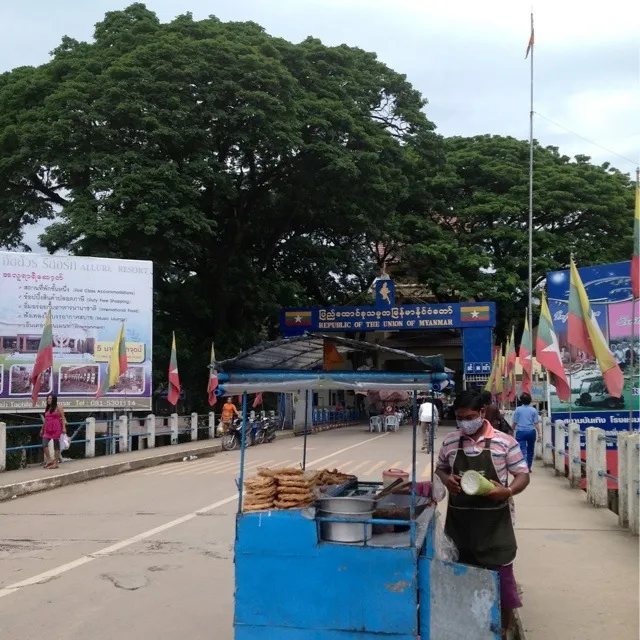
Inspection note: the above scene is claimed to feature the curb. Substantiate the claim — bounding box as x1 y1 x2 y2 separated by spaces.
0 430 296 502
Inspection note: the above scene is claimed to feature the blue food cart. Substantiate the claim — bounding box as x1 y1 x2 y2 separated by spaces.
215 334 502 640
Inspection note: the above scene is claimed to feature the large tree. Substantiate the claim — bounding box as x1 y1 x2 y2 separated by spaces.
0 4 441 401
401 135 636 338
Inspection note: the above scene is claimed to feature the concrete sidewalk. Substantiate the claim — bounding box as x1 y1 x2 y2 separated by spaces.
515 460 639 640
0 431 293 502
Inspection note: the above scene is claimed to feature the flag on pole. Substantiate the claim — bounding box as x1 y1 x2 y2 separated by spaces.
495 346 505 400
570 260 624 398
568 259 594 356
323 340 344 370
506 327 517 376
207 343 219 407
96 323 128 398
30 310 54 406
525 13 534 59
632 179 639 299
520 313 533 394
484 349 498 393
536 293 571 401
167 332 181 406
252 393 263 409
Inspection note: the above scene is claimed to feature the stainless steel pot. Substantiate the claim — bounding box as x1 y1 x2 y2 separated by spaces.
317 510 373 543
317 496 376 515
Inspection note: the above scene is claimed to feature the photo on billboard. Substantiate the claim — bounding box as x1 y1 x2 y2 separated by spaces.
0 252 153 412
9 364 52 396
545 261 639 437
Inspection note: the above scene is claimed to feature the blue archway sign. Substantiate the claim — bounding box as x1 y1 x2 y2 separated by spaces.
280 278 496 374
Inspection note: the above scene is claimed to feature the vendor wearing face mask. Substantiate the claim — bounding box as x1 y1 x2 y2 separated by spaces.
435 390 530 640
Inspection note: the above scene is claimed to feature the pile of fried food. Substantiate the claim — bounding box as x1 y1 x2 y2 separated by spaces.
242 467 353 513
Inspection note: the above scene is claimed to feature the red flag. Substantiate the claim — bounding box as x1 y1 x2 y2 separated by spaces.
252 393 263 408
207 344 218 407
30 310 53 406
167 332 181 406
323 341 344 371
632 181 639 299
537 293 571 402
525 13 534 59
520 314 533 395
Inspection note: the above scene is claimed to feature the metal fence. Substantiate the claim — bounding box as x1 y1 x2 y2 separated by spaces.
504 411 640 537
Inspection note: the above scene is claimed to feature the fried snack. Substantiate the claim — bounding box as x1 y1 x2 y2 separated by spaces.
278 485 313 496
244 476 276 490
274 498 314 510
243 502 274 512
278 491 314 502
276 477 313 487
249 486 277 500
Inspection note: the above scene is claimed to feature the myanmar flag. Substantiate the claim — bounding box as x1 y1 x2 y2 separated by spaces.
461 305 490 322
285 310 312 327
506 327 517 375
632 181 639 299
484 349 498 393
30 310 54 406
536 293 571 402
96 323 128 398
520 313 533 395
571 261 624 398
568 260 593 356
207 343 218 407
167 332 181 406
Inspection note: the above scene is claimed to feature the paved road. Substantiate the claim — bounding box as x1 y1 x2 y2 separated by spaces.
0 426 430 640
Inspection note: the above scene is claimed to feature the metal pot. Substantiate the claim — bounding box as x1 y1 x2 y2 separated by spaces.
317 496 376 515
317 510 373 543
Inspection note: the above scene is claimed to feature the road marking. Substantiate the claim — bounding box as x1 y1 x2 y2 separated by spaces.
0 432 388 601
0 494 238 600
361 461 386 477
335 460 354 472
193 459 277 477
348 461 370 473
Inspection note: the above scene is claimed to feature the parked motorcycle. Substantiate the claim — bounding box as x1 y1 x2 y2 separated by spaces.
254 417 277 445
221 418 252 451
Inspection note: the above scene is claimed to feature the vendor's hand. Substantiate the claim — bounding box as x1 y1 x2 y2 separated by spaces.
536 433 542 442
486 480 512 501
445 474 462 495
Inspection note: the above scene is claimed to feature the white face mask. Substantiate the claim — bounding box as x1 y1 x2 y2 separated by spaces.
457 417 484 435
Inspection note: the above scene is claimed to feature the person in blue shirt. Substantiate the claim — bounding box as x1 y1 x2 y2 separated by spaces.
512 393 540 472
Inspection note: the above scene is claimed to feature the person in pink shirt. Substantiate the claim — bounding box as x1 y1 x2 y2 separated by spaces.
40 394 67 469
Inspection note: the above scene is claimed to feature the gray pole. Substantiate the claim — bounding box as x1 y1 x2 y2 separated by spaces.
528 11 535 354
630 167 640 431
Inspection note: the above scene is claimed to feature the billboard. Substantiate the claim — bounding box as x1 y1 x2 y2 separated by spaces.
546 260 640 444
0 252 153 412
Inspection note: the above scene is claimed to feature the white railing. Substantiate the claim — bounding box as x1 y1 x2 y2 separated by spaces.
0 412 220 473
538 417 640 536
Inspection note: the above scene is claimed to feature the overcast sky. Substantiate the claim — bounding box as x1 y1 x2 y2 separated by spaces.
3 0 639 250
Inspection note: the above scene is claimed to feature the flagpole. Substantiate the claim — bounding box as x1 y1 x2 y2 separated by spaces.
527 12 535 356
630 166 640 431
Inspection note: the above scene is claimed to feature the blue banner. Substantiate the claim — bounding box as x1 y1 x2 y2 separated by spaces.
462 327 493 375
281 302 496 335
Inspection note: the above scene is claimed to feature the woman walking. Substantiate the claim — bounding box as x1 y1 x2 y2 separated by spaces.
40 394 66 469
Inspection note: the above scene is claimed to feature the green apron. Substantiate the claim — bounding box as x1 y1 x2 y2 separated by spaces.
444 436 517 568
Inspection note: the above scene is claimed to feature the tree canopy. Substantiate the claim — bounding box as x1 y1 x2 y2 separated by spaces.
0 4 635 403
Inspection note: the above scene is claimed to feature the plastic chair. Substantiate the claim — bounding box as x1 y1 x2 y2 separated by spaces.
369 416 383 432
385 415 399 433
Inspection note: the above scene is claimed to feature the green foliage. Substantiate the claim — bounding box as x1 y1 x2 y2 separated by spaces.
401 135 635 338
0 7 634 399
0 4 440 406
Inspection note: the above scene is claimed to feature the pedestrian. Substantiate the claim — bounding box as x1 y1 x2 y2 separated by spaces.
512 393 540 472
418 398 439 453
40 394 67 469
435 390 530 640
221 397 240 433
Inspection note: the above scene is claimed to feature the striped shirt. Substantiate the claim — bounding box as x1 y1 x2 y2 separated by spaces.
436 422 529 485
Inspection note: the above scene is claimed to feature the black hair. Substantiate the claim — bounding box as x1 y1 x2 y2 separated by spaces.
519 393 532 405
480 390 493 406
452 390 484 412
46 395 58 413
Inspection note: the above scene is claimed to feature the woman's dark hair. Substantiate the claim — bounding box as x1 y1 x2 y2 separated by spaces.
453 390 485 412
46 395 58 413
480 390 493 406
519 393 532 405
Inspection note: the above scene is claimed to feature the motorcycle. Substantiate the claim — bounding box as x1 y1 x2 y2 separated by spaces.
254 417 277 445
221 418 252 451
